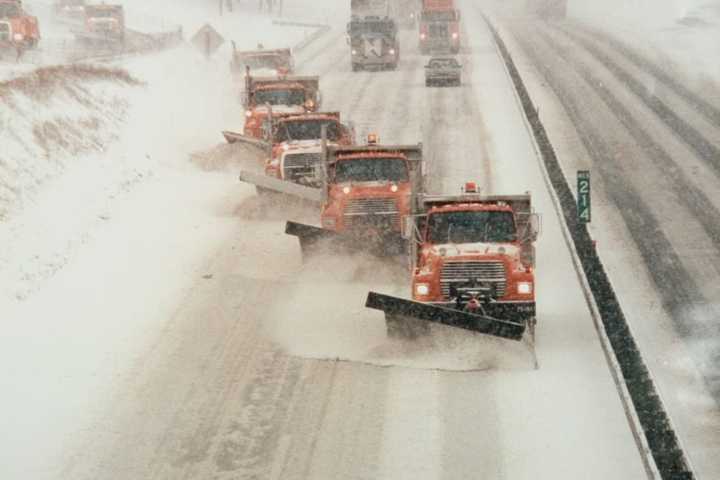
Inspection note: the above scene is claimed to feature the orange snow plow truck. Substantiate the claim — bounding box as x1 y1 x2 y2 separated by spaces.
419 0 460 54
0 0 40 51
233 112 355 196
232 70 321 141
366 184 540 347
76 4 124 45
286 137 423 256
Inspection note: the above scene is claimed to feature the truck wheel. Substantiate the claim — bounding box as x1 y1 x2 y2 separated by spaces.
352 63 361 72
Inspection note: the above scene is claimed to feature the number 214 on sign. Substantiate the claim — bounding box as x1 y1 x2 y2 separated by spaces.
577 170 591 224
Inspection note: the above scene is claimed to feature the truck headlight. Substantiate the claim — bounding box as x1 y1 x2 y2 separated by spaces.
389 48 396 55
13 33 23 42
322 217 336 228
351 49 357 55
517 282 533 295
415 283 430 296
245 110 253 118
420 33 426 40
342 186 351 194
452 32 459 40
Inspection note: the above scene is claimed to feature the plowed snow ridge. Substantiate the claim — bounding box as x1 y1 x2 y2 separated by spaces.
0 65 141 219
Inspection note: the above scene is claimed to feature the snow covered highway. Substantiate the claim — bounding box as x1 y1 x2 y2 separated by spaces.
1 1 718 479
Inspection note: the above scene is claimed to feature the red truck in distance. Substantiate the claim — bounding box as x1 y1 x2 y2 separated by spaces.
0 0 40 52
419 0 460 54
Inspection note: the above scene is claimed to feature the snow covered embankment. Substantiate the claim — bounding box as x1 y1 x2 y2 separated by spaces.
0 65 140 219
0 65 143 302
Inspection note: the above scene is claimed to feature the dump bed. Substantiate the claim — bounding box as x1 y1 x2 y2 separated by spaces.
231 47 293 75
418 193 533 240
249 75 319 96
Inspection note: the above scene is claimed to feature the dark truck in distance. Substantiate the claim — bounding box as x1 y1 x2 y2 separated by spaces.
424 56 461 87
347 15 399 71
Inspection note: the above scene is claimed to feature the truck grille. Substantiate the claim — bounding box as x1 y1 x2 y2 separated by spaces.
0 23 10 42
428 23 449 39
282 152 320 184
440 261 507 299
343 197 399 227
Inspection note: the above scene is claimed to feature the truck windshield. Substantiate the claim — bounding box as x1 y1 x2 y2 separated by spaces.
276 120 342 142
334 157 408 183
254 89 305 106
0 4 20 17
422 11 457 22
348 20 395 36
86 9 119 18
427 211 517 244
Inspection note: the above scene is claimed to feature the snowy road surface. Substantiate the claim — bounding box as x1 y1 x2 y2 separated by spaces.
3 0 706 479
490 2 720 477
48 7 647 480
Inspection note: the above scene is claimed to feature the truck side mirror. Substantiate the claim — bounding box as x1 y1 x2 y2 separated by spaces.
401 216 414 240
525 213 541 242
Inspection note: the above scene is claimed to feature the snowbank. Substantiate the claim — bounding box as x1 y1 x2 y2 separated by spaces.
0 65 141 220
0 6 323 477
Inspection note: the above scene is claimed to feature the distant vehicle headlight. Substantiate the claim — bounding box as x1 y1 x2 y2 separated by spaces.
351 49 357 55
452 32 459 40
245 110 253 118
517 282 533 295
389 48 396 55
342 186 351 194
415 283 430 296
13 33 23 42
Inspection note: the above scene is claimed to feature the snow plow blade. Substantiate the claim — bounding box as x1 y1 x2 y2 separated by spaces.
222 130 271 151
285 221 341 256
286 221 405 257
365 292 526 341
239 170 322 203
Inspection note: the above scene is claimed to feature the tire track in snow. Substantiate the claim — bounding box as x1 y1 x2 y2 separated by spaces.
511 21 720 401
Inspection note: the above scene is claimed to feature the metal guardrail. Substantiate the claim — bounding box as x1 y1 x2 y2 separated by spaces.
482 13 695 480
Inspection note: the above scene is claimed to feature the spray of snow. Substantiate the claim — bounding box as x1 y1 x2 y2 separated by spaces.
263 251 533 372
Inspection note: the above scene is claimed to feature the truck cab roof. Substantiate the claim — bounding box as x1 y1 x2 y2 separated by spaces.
254 82 306 91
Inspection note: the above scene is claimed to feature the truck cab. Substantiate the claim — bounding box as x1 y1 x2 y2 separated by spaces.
407 187 539 324
82 4 124 43
347 15 399 71
243 75 320 139
419 0 460 54
264 113 355 187
285 139 423 256
316 139 422 252
0 0 40 49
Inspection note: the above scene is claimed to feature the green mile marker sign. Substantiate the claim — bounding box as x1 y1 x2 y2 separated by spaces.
577 170 591 223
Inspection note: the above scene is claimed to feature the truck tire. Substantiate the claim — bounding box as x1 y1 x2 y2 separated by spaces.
352 63 361 72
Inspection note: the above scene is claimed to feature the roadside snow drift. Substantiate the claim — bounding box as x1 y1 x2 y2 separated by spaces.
0 65 141 219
